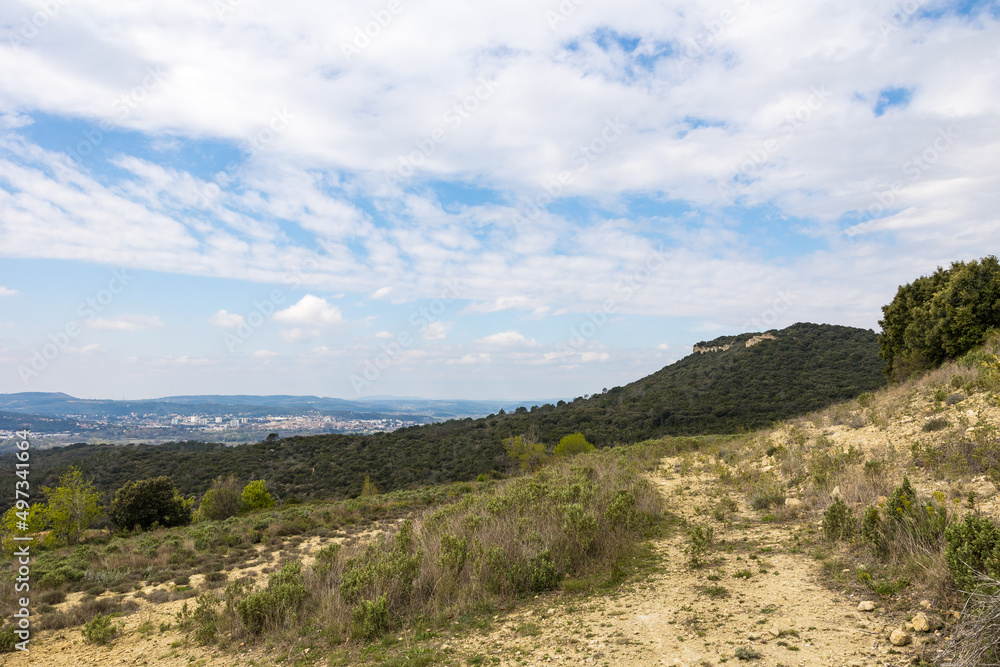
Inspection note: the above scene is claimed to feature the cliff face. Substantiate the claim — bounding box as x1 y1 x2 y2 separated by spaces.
691 332 777 355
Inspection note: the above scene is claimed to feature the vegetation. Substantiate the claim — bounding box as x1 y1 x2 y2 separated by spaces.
0 323 884 505
553 432 595 457
879 255 1000 380
108 476 192 531
197 475 244 521
41 467 102 546
239 479 274 512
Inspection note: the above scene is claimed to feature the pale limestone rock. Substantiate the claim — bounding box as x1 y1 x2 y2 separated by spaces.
785 498 804 510
857 601 876 612
912 612 931 633
890 629 912 646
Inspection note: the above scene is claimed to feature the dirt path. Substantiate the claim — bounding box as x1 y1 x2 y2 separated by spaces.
5 460 934 666
448 459 927 666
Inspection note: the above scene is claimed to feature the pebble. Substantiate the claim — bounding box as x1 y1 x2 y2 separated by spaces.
858 601 876 611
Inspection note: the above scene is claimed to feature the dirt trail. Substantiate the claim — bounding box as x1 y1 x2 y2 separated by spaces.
5 459 933 666
449 459 927 666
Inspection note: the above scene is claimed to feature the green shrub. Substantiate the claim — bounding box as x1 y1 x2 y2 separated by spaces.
199 476 244 521
862 477 948 560
350 594 390 641
923 418 950 432
687 525 714 568
191 593 219 644
240 481 275 512
340 525 420 610
822 497 856 541
945 513 1000 593
235 561 307 635
0 625 16 653
735 646 761 660
81 613 119 645
109 477 191 531
554 432 596 457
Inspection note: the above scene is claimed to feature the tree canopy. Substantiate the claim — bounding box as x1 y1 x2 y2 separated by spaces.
879 256 1000 379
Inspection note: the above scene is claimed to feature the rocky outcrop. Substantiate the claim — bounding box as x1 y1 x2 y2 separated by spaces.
746 333 777 348
692 344 732 354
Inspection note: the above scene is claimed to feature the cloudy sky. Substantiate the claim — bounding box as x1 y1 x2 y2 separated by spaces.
0 0 997 401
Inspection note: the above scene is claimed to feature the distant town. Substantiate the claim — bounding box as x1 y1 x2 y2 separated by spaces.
0 411 429 448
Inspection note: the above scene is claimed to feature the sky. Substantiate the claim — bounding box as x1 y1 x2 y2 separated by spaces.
0 0 998 401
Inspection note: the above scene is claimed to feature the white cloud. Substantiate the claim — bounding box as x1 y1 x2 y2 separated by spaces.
209 309 245 328
447 352 492 365
0 286 16 296
371 287 393 299
476 330 540 347
422 321 452 340
272 295 342 326
280 328 321 343
251 349 278 358
88 315 165 332
374 330 394 339
656 343 670 350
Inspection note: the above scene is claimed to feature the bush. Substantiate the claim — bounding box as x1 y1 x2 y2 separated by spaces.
199 476 244 521
191 593 219 644
81 613 119 645
945 513 1000 593
687 525 714 568
351 594 389 641
862 477 948 561
0 625 16 653
240 481 274 512
109 477 192 531
235 561 307 635
939 574 1000 666
554 432 596 457
822 497 855 541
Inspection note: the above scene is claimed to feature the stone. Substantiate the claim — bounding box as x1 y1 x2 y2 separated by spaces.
785 498 804 510
890 629 912 646
919 599 932 610
912 612 931 633
857 601 876 612
831 486 841 498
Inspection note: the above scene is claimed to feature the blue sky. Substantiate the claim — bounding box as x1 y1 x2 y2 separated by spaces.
0 0 997 400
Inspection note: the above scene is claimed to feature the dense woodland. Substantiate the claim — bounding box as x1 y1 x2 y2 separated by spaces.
0 322 885 505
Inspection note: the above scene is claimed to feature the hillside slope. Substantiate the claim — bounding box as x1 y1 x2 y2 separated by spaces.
0 322 885 503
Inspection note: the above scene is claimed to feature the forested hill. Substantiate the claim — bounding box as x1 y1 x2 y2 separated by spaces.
2 322 885 503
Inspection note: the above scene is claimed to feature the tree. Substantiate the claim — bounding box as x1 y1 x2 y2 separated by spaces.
42 467 102 545
1 503 46 554
504 435 547 472
360 475 379 497
554 432 595 457
241 480 274 512
198 476 244 521
109 477 191 531
879 256 1000 379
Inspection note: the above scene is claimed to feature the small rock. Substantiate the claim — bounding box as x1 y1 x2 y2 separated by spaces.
831 486 841 498
890 629 912 646
748 632 761 640
877 495 888 504
785 498 804 510
919 599 932 610
858 601 876 612
904 622 915 632
763 465 774 472
912 612 931 633
548 608 556 615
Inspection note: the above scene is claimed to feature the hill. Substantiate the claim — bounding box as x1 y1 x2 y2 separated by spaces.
0 322 885 503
